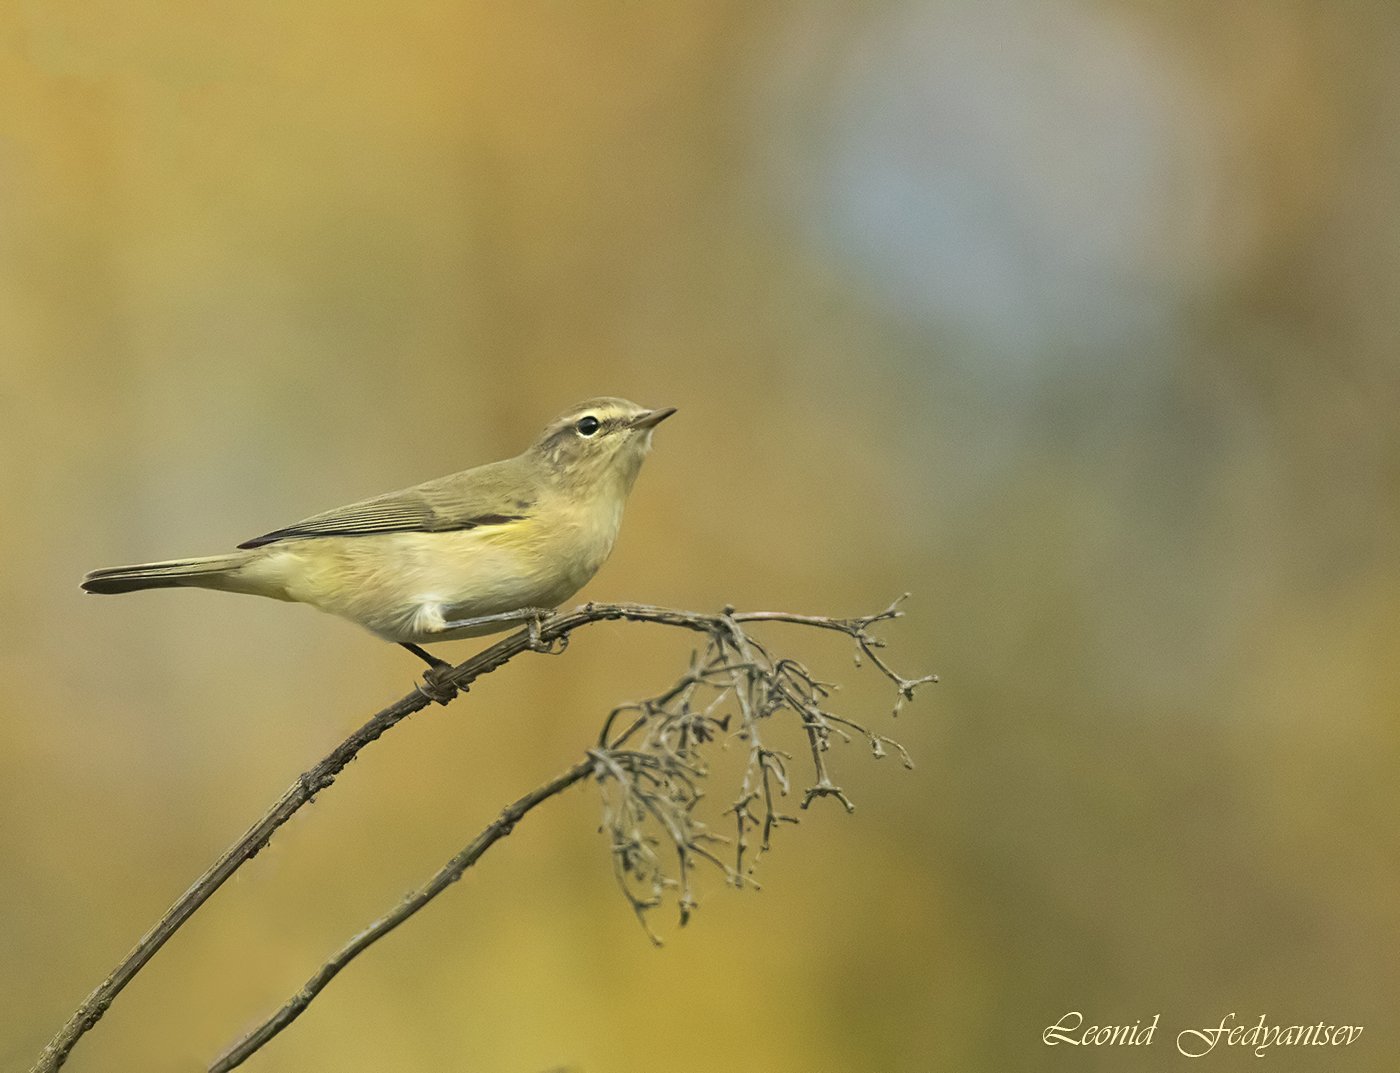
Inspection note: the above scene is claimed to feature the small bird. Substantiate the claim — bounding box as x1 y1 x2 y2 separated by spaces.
82 398 675 668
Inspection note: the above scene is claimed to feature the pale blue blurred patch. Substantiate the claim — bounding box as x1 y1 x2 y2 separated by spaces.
756 0 1260 381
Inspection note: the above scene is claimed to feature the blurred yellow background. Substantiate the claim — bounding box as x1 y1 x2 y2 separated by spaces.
4 2 1399 1071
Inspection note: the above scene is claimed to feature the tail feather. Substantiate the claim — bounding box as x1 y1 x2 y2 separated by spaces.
82 553 251 595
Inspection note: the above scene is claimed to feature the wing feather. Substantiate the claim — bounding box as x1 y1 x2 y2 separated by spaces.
238 458 537 549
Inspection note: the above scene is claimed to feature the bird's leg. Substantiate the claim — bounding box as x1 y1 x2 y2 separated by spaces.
438 607 560 654
401 641 448 669
401 642 459 705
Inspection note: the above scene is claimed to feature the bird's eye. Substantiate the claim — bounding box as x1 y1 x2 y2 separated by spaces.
575 415 601 437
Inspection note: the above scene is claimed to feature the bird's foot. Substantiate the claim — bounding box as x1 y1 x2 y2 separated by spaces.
401 642 460 705
525 609 560 654
417 663 460 705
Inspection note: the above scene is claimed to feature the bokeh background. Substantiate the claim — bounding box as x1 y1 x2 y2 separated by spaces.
4 2 1399 1071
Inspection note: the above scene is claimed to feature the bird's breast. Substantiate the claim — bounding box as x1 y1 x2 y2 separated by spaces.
539 495 625 592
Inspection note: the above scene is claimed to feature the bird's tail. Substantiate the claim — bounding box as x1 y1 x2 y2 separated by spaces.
81 553 253 595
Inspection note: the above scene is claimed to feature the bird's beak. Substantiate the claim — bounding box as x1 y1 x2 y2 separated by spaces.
629 406 677 430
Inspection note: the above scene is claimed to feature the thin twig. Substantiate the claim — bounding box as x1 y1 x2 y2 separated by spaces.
210 709 651 1071
207 758 597 1073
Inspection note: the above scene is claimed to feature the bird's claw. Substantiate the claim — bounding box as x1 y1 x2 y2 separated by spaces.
518 609 571 655
417 664 460 705
526 611 553 653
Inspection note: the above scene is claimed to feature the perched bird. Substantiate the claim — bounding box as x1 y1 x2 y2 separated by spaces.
82 398 675 667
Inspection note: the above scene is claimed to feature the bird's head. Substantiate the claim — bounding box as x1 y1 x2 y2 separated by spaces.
531 397 677 496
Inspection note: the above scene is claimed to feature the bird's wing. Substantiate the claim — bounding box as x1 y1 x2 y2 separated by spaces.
238 458 537 549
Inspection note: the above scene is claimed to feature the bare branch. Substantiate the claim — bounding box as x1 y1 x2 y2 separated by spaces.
33 600 933 1073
